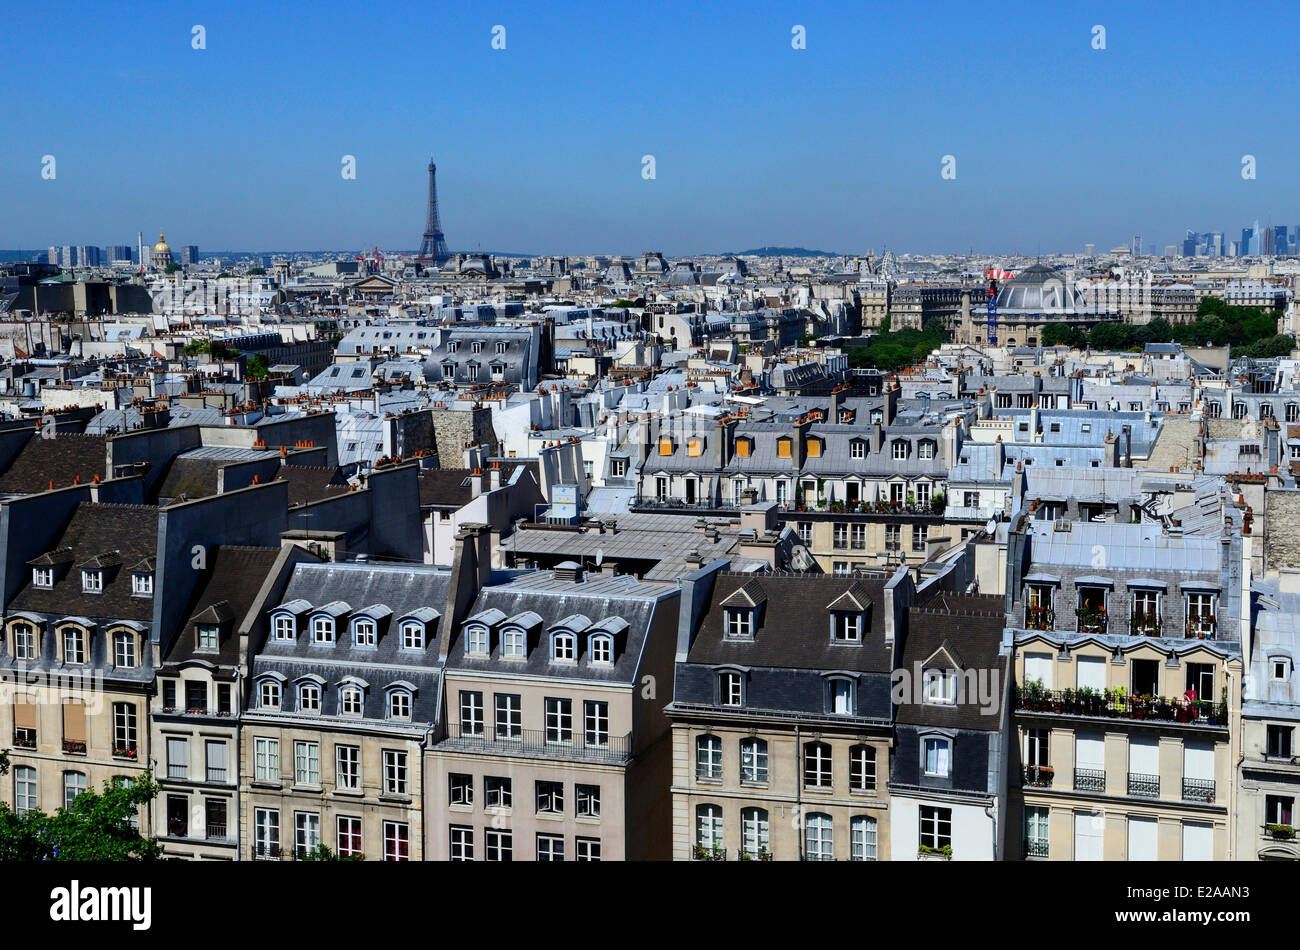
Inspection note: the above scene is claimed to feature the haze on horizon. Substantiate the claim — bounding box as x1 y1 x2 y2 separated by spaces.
5 0 1299 257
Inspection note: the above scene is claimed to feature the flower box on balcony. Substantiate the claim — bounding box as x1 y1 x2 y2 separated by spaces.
63 740 87 755
917 845 953 860
1266 824 1295 840
112 746 138 760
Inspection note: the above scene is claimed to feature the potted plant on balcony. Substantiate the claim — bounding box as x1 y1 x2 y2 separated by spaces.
917 844 953 860
1267 824 1296 840
930 491 946 515
1109 686 1126 716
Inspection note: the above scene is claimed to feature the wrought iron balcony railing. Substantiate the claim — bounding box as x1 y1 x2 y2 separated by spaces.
1127 772 1160 798
1014 687 1227 727
1181 777 1215 804
1022 765 1054 787
1073 768 1106 792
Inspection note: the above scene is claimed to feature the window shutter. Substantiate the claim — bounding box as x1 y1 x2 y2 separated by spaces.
1024 652 1054 689
1075 733 1105 770
14 693 37 729
1127 816 1158 860
1128 735 1159 774
1075 655 1106 691
62 700 86 743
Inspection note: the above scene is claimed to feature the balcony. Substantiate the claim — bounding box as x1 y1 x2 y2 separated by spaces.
1014 687 1227 727
1024 838 1049 859
112 745 139 760
251 843 283 860
1024 606 1054 631
1186 615 1218 640
1076 605 1108 634
62 739 87 755
1263 824 1296 841
1129 612 1164 637
1074 768 1106 792
1181 777 1215 804
205 823 229 841
13 728 36 749
443 723 632 764
692 844 727 861
737 848 773 861
1127 772 1160 798
1022 765 1054 788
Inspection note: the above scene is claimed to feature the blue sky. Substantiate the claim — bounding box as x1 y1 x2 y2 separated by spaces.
4 0 1298 255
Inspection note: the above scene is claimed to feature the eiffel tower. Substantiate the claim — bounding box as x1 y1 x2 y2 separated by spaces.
417 156 450 262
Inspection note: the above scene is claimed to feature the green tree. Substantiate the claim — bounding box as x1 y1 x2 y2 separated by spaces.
246 353 270 378
297 843 364 862
1042 324 1087 349
164 262 182 274
246 267 267 276
0 770 162 861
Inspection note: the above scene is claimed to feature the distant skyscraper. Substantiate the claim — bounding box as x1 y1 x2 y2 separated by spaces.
1263 226 1277 256
107 245 134 265
76 246 101 266
1084 243 1096 257
182 245 199 265
1182 231 1198 257
1275 226 1288 256
1132 234 1142 256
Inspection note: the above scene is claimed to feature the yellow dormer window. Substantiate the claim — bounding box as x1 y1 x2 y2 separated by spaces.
736 438 751 458
659 439 673 456
687 439 703 457
777 438 792 459
807 438 822 458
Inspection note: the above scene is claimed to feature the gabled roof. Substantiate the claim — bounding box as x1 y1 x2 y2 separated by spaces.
719 577 767 608
826 581 872 612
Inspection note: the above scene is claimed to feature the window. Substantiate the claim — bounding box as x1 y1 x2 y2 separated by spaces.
259 679 281 709
335 745 360 790
353 619 376 648
1185 592 1217 637
61 770 86 810
294 741 320 786
892 441 908 460
167 736 189 779
575 838 601 862
918 441 935 460
273 614 295 641
776 438 791 459
113 631 136 669
82 570 102 594
536 781 564 814
697 734 723 780
295 812 320 857
920 805 952 851
485 776 512 810
384 822 409 862
11 623 35 661
503 627 526 659
1265 794 1293 827
589 634 612 664
485 829 512 861
337 816 362 858
107 703 137 759
851 523 866 550
923 736 952 777
216 682 232 716
254 808 280 858
610 458 627 478
695 804 723 853
963 490 979 508
1025 806 1049 858
196 625 218 650
299 683 321 713
552 632 575 662
495 693 522 740
132 573 153 596
32 567 52 588
851 815 878 861
584 700 609 748
1267 725 1294 759
1131 589 1160 633
924 669 957 705
740 738 768 784
311 616 334 644
850 439 866 460
61 627 86 665
545 698 572 744
804 741 832 789
741 807 769 858
722 613 754 641
14 766 36 816
719 671 743 706
537 834 565 861
805 813 833 860
575 783 601 818
387 689 411 720
466 625 489 656
828 677 854 715
460 691 484 736
797 521 812 544
449 773 473 806
832 612 862 642
340 686 364 716
205 741 227 783
449 826 474 861
401 622 425 650
849 744 876 793
254 737 278 782
383 750 407 796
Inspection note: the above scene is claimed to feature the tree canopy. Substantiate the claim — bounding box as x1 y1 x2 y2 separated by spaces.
0 765 162 861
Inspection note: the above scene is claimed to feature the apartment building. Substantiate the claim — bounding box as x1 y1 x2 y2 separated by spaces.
667 566 900 861
1006 519 1244 860
241 560 453 860
428 562 680 861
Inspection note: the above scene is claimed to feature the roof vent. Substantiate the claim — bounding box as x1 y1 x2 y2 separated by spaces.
553 560 584 583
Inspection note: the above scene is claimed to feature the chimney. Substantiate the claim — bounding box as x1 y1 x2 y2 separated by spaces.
714 415 735 469
829 386 841 424
489 461 501 491
792 415 811 467
470 468 484 497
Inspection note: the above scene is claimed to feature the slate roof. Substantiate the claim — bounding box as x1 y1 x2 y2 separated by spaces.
688 572 892 673
164 546 283 666
278 466 350 506
10 503 159 623
895 595 1006 731
0 432 106 494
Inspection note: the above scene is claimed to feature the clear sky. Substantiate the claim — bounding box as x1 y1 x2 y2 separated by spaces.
4 0 1298 256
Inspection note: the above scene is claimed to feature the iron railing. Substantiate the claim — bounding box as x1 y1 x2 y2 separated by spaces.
1022 765 1054 787
1182 777 1215 804
1127 772 1160 798
1014 688 1227 726
1073 768 1105 792
1024 838 1049 858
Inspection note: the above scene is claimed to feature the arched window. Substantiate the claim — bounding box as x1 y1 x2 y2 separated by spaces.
340 686 364 716
311 616 334 644
923 735 952 777
113 630 137 669
61 626 87 665
696 734 722 780
353 619 376 648
502 627 526 659
827 676 855 715
299 683 321 713
259 679 281 708
741 807 769 858
1232 403 1247 419
401 622 425 650
552 632 576 662
589 634 613 664
803 741 832 788
849 744 877 793
851 815 878 861
695 804 723 855
388 689 411 720
273 614 295 641
740 737 768 784
805 813 833 860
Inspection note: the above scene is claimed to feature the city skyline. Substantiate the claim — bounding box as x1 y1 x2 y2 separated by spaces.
7 0 1300 255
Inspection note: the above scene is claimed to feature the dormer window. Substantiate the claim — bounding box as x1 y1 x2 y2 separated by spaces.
552 632 576 662
806 437 823 458
61 626 87 664
448 341 459 353
918 440 936 460
311 616 334 644
850 439 866 460
353 619 376 648
465 625 489 656
735 437 752 458
132 573 153 596
1272 657 1292 682
32 568 52 589
340 686 364 716
831 612 863 643
725 609 753 640
776 437 792 459
259 679 281 708
196 625 219 651
82 570 103 594
496 341 507 354
828 677 855 715
273 614 295 641
471 341 483 353
401 621 425 651
923 735 952 777
113 630 137 668
924 670 958 705
590 634 613 665
503 627 527 659
299 683 321 713
719 671 744 707
388 689 412 720
892 440 908 461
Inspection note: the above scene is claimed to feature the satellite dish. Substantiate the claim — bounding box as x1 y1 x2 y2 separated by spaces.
595 548 604 567
985 519 997 535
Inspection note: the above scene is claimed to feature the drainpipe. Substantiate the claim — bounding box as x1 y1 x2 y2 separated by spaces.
795 724 804 861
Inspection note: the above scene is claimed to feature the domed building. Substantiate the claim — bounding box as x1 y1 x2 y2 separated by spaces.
152 232 174 270
956 261 1124 347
